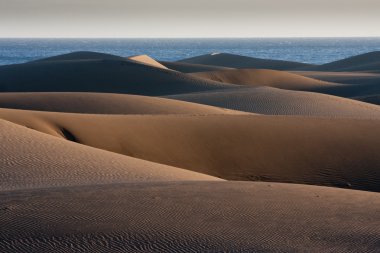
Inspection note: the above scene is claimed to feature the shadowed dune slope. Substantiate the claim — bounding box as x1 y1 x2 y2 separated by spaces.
34 51 126 62
160 61 234 73
178 53 314 70
306 51 380 72
1 110 380 191
191 69 336 90
166 87 380 118
308 82 380 98
36 51 233 73
355 94 380 105
0 92 240 114
287 72 380 99
1 182 380 252
0 54 233 96
0 119 220 191
128 55 168 69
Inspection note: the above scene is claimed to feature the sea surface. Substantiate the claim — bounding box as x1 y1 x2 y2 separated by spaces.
0 38 380 66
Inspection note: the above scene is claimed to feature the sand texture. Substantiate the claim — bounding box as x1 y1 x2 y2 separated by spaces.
1 182 379 252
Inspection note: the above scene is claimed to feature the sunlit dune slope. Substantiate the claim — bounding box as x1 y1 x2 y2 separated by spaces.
0 119 220 191
1 110 380 191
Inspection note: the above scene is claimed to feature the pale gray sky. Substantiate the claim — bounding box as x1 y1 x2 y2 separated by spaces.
0 0 379 37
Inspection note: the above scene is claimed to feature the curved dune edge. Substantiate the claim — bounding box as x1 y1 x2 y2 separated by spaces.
0 92 243 115
290 71 380 100
178 52 314 70
0 119 221 191
292 71 380 84
33 51 127 62
1 110 380 192
166 87 380 118
355 94 380 106
161 60 234 73
190 68 337 90
307 51 380 72
1 181 379 252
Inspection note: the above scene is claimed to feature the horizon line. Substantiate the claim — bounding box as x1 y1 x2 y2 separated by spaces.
1 36 380 39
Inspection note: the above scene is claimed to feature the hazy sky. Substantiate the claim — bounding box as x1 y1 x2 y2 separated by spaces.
0 0 379 38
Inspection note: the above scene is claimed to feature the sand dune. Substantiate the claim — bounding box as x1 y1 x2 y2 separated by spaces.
0 119 219 191
178 53 314 70
166 87 380 118
191 68 336 90
160 60 234 73
2 50 380 252
1 181 379 252
0 52 233 95
0 92 239 114
307 51 380 72
1 109 380 191
128 55 169 69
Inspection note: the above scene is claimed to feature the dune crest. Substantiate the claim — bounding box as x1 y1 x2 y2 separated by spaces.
128 55 169 69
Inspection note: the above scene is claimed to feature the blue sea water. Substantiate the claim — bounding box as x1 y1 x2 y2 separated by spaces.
0 38 380 66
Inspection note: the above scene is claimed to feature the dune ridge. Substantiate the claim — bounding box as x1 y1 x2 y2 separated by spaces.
0 92 240 114
161 60 234 73
33 51 126 62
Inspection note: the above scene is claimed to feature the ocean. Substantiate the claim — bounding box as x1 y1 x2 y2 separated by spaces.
1 38 380 66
